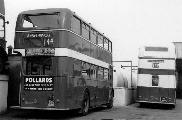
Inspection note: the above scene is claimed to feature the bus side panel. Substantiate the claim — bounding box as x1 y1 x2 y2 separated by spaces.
53 57 67 109
65 57 98 109
58 57 82 109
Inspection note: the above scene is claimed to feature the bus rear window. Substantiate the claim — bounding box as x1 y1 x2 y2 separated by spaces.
145 47 168 52
24 57 53 75
22 14 59 28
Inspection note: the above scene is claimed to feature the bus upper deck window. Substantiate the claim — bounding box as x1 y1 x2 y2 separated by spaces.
0 18 4 38
23 19 35 28
22 14 59 28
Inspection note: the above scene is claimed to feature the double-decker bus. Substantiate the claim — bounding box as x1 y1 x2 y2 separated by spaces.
137 46 176 107
8 8 113 115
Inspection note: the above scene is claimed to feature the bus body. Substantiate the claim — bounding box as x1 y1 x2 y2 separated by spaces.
137 46 176 105
9 8 113 114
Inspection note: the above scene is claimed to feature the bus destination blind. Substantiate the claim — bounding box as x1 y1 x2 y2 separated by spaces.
25 48 55 56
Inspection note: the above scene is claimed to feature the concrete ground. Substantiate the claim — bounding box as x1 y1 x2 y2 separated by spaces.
0 99 182 120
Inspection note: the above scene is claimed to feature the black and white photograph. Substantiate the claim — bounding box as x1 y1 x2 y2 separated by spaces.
0 0 182 119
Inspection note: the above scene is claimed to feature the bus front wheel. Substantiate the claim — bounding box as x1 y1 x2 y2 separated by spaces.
80 92 90 116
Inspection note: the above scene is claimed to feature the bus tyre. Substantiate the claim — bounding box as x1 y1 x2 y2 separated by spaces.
0 58 3 73
139 103 145 108
171 104 175 109
107 92 113 109
80 92 90 116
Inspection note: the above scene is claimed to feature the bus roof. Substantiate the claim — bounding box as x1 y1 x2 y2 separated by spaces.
19 8 71 15
18 8 111 41
0 0 5 16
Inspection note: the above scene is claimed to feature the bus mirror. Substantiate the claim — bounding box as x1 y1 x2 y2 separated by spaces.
121 65 123 68
113 70 116 72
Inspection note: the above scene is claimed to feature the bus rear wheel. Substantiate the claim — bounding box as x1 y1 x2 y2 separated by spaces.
80 92 90 116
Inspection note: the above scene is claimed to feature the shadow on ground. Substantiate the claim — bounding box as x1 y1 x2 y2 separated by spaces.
1 106 111 119
138 103 175 110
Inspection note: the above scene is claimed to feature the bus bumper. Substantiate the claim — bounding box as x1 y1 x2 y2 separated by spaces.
10 106 70 111
137 86 176 104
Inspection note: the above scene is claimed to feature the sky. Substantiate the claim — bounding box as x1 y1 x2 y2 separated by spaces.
4 0 182 65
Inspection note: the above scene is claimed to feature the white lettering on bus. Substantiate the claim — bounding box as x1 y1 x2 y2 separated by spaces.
27 33 51 38
25 78 52 83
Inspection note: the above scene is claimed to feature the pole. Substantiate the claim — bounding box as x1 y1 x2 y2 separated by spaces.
131 61 133 88
113 60 136 88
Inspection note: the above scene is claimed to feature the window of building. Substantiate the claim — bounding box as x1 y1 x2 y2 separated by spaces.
81 22 90 40
71 16 81 35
